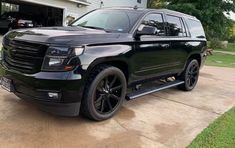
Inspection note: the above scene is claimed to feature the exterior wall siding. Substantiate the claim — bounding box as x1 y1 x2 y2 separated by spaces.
21 0 147 25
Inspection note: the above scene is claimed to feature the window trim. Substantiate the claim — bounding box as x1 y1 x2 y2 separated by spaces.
180 18 187 37
165 14 188 38
181 17 191 37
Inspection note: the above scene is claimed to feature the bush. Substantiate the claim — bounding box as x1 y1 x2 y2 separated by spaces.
209 39 223 49
228 36 235 43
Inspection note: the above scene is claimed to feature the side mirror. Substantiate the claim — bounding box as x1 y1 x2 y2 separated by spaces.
135 25 156 38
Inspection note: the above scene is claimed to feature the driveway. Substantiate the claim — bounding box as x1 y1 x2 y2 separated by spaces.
0 66 235 148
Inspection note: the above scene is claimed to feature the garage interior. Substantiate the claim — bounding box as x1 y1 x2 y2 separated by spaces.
0 0 64 27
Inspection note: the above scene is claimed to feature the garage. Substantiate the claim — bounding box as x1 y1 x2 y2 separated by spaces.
0 0 64 30
0 0 148 31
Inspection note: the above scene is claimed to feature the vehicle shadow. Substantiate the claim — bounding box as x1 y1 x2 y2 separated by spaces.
1 93 135 125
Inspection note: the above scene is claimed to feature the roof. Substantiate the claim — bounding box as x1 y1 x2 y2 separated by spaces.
102 7 198 20
68 0 91 6
156 9 197 20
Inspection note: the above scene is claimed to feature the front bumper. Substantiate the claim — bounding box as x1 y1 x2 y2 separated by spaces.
0 63 85 116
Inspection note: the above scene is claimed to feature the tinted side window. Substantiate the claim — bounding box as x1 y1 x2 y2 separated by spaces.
141 14 165 36
186 19 206 38
166 15 186 37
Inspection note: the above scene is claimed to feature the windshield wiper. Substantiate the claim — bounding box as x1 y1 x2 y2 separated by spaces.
80 26 111 32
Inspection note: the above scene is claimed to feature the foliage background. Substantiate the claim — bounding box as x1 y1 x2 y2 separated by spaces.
147 0 235 41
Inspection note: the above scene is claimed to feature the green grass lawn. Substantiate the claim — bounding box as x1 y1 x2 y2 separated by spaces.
188 107 235 148
206 53 235 68
214 43 235 52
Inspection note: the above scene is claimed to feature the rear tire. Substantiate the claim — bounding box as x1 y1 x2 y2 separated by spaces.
81 65 127 121
177 59 200 91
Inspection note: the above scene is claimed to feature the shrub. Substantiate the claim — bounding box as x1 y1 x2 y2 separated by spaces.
228 36 235 43
209 39 223 49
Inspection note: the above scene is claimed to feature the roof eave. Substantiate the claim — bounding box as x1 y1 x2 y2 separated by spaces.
68 0 91 6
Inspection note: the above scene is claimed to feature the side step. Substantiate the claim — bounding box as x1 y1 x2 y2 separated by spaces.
126 80 184 100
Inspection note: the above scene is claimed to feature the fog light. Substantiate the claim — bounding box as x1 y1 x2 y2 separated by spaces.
48 92 59 99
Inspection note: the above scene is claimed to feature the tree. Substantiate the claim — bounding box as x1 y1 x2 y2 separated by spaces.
147 0 167 8
148 0 235 40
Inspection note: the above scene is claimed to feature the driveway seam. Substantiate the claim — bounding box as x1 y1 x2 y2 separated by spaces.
139 134 170 148
150 94 222 115
114 118 129 131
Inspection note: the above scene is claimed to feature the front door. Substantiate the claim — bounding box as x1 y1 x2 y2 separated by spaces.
131 13 185 82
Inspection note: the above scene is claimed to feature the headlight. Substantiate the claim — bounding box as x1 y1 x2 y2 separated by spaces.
49 58 65 66
41 46 84 71
46 46 71 56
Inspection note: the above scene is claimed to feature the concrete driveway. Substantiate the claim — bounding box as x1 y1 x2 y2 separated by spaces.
0 66 234 148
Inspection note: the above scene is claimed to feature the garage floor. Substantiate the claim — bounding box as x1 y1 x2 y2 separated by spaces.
0 66 235 148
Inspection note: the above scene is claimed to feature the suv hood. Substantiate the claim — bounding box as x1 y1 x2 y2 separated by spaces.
5 26 122 45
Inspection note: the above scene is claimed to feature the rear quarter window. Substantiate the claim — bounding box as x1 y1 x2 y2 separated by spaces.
186 19 206 39
166 15 187 37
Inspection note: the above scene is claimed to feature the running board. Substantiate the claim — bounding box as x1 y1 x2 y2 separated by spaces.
126 80 184 100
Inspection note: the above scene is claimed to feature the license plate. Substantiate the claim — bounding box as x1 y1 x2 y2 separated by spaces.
27 24 34 27
0 77 13 92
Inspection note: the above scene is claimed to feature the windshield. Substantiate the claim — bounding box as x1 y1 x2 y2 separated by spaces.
71 9 134 33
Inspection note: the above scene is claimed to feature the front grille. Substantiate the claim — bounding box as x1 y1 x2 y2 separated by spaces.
2 38 48 74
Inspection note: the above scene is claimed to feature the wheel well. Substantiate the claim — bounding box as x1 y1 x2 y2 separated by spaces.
188 54 201 67
91 61 129 82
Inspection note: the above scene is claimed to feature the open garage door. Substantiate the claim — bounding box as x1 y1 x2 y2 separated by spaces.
0 0 64 28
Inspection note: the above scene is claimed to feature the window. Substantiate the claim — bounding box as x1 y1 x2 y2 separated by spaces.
1 2 19 15
137 0 141 3
186 19 205 38
141 13 165 36
166 15 186 37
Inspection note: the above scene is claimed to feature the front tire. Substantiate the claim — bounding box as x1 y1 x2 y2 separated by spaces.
177 59 200 91
81 65 127 121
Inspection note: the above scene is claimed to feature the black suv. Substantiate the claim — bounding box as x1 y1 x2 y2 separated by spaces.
0 8 207 121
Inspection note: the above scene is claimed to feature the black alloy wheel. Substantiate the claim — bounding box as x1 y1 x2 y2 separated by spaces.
186 61 199 88
178 59 200 91
81 65 127 121
94 75 123 114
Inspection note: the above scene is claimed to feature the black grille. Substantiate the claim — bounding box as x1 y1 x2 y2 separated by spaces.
2 38 48 74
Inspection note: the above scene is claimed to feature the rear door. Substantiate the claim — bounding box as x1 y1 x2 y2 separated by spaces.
164 14 190 72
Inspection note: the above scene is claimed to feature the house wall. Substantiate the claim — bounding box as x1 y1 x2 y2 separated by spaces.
21 0 147 25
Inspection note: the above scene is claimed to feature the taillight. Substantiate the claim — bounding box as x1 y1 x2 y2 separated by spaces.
16 20 20 28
